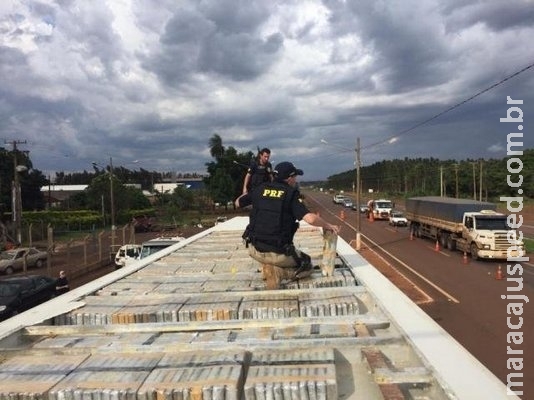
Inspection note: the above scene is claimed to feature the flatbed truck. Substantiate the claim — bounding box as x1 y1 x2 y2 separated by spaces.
405 196 523 260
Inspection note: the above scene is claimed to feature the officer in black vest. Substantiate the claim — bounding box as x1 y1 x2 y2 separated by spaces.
235 161 340 279
242 147 273 194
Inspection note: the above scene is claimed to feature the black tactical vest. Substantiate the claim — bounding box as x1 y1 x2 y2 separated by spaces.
248 162 272 192
248 182 298 253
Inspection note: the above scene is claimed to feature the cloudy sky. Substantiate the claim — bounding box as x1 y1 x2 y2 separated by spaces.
1 0 533 181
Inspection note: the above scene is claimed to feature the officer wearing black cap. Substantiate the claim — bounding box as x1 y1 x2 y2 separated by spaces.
235 161 340 282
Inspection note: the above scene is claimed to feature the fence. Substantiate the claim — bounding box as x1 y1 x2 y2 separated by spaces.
17 224 139 282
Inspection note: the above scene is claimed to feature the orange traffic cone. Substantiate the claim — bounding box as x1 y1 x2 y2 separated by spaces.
434 240 440 252
462 251 469 265
495 265 504 280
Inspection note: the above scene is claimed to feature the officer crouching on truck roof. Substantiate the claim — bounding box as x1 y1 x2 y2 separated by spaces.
235 161 340 281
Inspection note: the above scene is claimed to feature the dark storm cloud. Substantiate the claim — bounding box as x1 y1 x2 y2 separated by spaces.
0 0 532 180
442 0 534 32
146 2 283 85
323 0 453 93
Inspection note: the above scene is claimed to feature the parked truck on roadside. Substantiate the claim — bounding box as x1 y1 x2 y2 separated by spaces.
405 196 523 260
367 199 394 220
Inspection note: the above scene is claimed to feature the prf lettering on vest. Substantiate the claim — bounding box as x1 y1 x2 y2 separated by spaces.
262 189 285 198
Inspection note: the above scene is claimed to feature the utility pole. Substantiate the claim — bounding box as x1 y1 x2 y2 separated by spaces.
320 138 361 250
479 160 483 201
454 163 459 198
471 161 477 200
355 137 361 251
440 166 444 196
6 140 27 245
109 157 116 252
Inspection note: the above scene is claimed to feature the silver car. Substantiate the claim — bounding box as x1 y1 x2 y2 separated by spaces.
0 247 49 275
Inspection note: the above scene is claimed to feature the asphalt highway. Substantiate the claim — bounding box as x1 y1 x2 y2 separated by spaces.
303 189 533 399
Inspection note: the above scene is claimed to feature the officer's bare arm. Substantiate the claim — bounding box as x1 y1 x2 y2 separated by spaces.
242 173 251 193
235 193 246 209
302 213 340 235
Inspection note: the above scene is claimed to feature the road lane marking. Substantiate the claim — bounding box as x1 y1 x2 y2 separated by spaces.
426 246 452 257
357 228 460 304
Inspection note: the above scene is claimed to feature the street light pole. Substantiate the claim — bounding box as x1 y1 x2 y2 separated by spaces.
355 137 361 251
109 157 116 251
321 138 362 251
9 140 27 245
109 157 115 230
13 152 22 245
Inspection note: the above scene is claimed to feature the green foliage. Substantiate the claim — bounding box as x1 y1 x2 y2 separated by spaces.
325 149 534 200
209 168 235 207
205 134 255 202
169 186 195 210
0 147 48 213
22 210 101 230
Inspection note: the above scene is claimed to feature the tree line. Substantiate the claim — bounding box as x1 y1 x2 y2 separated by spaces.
325 149 533 201
2 141 531 222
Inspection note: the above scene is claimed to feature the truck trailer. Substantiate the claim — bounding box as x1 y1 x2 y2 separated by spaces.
405 196 523 260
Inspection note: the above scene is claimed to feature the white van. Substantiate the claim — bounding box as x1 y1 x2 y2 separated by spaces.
138 236 185 259
114 244 142 269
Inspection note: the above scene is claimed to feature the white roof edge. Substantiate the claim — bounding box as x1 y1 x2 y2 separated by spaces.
336 238 519 400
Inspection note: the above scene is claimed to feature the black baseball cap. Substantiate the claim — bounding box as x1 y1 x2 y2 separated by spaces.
274 161 304 180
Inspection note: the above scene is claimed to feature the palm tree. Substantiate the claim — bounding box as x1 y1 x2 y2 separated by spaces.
209 134 225 162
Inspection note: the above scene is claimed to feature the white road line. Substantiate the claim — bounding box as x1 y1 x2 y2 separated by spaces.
357 226 460 304
426 246 452 257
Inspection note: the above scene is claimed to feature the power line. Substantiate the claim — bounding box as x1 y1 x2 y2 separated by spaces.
363 60 534 150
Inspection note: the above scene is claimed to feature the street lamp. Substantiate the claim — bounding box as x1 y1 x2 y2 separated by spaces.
321 138 362 250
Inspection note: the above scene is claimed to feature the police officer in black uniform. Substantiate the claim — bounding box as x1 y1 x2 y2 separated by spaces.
242 147 273 194
235 161 340 281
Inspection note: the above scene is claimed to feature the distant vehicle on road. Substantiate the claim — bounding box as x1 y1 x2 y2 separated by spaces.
333 194 346 204
367 199 394 220
0 247 48 275
356 204 370 214
342 198 353 208
0 275 56 321
389 211 408 227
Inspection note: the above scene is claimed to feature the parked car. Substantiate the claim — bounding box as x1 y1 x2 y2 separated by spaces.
389 211 408 227
114 244 142 269
0 247 49 275
342 198 354 208
0 275 57 321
